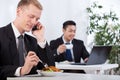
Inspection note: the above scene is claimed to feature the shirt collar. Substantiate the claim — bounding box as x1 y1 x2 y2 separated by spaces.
11 22 24 39
62 36 72 44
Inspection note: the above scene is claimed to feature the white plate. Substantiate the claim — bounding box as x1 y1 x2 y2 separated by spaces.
37 70 63 77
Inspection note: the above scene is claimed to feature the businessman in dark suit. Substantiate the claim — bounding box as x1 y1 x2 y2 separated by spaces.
0 0 55 80
50 20 89 73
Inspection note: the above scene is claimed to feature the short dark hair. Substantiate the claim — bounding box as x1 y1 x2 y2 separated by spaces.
63 20 76 30
17 0 43 10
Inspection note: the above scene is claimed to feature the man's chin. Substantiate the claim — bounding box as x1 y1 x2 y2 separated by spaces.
69 37 74 40
25 29 31 32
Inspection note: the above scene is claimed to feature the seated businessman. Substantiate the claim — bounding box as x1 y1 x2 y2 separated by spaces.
0 0 55 80
50 20 89 73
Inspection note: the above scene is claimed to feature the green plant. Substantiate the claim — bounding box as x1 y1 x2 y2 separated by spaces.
86 2 120 72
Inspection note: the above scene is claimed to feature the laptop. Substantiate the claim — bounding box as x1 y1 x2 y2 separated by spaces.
71 45 112 65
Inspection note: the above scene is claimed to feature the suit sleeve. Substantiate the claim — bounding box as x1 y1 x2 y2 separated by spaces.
81 41 89 60
50 40 66 62
37 42 55 67
0 65 18 79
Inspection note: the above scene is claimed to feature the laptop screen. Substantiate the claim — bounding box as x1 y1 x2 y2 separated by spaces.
86 45 112 65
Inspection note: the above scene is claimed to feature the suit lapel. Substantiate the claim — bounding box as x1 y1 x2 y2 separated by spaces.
72 39 78 62
24 34 35 53
72 40 76 54
59 37 64 44
5 23 19 65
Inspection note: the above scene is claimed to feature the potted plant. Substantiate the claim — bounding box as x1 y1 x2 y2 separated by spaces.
86 2 120 74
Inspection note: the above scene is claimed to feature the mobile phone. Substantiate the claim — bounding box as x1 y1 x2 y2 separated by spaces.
32 26 38 31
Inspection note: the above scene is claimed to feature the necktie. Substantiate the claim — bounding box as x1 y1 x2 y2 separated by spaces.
18 35 26 66
65 43 73 61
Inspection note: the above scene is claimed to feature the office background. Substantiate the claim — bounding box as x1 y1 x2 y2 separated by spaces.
0 0 120 49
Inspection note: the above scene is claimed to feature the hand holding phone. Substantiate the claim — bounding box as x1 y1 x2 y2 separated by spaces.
32 22 43 31
32 22 45 42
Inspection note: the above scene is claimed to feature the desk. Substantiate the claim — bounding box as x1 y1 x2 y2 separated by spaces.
56 63 118 74
7 73 120 80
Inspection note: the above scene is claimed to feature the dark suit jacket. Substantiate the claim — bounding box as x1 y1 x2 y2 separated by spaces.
0 23 55 80
50 36 89 62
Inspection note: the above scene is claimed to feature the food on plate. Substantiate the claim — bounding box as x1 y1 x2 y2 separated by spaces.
42 66 61 72
37 66 63 76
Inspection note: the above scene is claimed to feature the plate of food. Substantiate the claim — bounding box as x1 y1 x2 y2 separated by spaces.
37 66 63 77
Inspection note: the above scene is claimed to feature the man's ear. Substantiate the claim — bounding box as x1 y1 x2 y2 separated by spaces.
16 7 24 16
16 7 20 16
16 7 22 16
62 29 65 33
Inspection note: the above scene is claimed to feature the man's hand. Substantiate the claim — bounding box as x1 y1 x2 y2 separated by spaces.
32 22 45 42
57 44 66 54
84 58 89 63
20 51 40 76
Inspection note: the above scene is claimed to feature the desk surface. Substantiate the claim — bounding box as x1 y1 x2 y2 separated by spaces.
56 63 118 74
56 63 118 70
8 73 120 80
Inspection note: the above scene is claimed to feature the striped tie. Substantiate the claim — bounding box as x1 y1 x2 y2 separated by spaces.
18 35 26 66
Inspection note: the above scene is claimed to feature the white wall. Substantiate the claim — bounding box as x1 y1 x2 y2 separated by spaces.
0 0 18 26
38 0 89 45
0 0 89 46
0 0 119 48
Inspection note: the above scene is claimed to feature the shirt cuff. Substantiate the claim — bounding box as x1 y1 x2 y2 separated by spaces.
14 67 22 76
38 40 46 48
